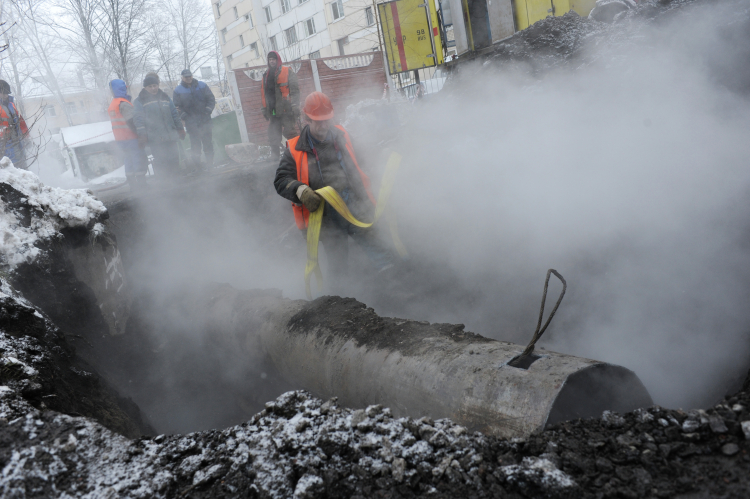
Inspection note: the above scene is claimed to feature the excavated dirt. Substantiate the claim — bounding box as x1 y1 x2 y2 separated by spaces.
0 283 152 439
2 374 749 498
448 0 750 95
288 296 491 354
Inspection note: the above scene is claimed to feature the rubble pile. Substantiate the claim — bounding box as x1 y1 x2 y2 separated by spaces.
2 379 749 497
451 0 746 82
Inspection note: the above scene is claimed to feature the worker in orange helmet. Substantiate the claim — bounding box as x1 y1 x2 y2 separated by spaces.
274 91 395 285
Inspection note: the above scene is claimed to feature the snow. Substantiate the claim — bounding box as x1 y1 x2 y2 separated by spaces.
2 389 513 498
0 157 106 268
500 456 576 489
88 166 126 186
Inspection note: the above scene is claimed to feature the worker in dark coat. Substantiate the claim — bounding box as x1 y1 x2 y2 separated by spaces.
261 51 300 161
274 91 394 284
0 80 28 170
172 69 215 171
134 73 186 178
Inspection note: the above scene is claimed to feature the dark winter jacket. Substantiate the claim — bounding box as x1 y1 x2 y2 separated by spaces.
274 125 373 220
172 79 215 127
134 88 183 143
261 51 300 118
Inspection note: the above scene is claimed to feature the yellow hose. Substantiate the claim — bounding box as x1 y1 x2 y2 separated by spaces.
305 152 407 299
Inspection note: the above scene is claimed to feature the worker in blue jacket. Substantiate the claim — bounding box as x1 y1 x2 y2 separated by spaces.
172 69 216 172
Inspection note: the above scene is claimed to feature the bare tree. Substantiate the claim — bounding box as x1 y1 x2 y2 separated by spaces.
0 10 27 115
148 14 180 89
165 0 215 73
10 0 74 126
51 0 110 112
100 0 150 85
213 30 229 97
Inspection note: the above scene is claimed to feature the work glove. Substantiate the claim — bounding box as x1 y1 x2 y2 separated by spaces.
296 185 322 213
138 136 147 148
262 108 269 121
178 129 186 140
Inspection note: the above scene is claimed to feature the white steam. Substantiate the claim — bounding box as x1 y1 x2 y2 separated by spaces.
387 0 750 408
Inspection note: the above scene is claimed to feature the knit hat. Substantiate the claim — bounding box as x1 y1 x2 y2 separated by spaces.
143 74 159 87
145 71 160 83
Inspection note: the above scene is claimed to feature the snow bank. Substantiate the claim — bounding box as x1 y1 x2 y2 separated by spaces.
0 156 106 268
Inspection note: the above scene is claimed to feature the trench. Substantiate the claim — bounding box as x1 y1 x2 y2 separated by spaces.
87 163 296 435
45 163 650 439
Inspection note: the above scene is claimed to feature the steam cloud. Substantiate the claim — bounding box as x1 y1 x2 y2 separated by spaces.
386 0 750 409
32 0 750 432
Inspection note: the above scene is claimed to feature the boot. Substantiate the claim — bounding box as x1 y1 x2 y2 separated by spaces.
126 174 137 192
192 155 204 174
270 145 281 163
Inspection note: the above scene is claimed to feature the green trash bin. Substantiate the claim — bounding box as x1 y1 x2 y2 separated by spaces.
179 111 242 168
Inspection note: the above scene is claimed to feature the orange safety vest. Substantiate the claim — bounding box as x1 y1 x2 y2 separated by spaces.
0 101 28 137
288 125 377 229
108 97 137 141
261 66 291 108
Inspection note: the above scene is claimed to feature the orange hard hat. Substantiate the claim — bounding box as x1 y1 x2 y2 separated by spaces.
302 91 334 121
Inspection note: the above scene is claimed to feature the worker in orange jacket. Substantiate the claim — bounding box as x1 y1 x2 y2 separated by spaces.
273 92 394 284
261 51 300 161
0 80 28 169
108 79 148 190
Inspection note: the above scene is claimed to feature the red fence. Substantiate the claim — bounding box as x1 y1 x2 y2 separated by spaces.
232 52 387 145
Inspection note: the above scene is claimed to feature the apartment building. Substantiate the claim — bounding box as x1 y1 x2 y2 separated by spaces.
213 0 382 70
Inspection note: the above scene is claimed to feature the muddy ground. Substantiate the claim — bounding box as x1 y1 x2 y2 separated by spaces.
2 356 749 498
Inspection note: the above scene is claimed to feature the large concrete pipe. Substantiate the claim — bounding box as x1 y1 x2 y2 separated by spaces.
203 284 652 439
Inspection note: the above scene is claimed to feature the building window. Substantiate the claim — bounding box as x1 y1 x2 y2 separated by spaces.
45 105 56 117
215 2 220 16
309 50 320 59
298 0 308 4
304 18 316 37
65 102 77 114
331 0 344 20
365 6 375 26
281 0 290 13
240 34 245 47
227 54 233 70
250 42 259 58
246 13 253 27
285 26 297 45
337 36 348 55
269 34 278 51
264 6 272 22
221 28 227 43
233 6 239 19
